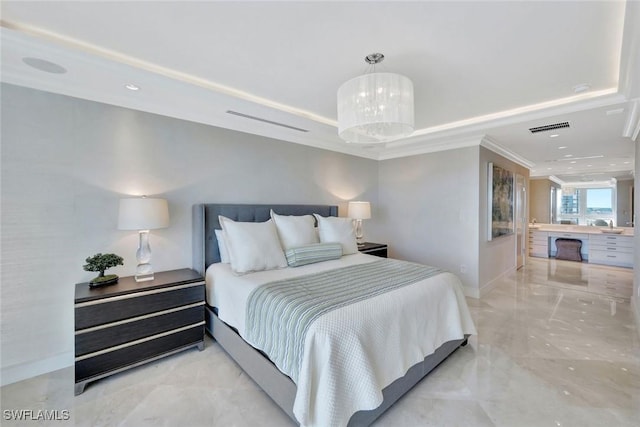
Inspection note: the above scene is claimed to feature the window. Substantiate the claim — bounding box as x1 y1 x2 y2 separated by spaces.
560 189 579 215
557 187 615 226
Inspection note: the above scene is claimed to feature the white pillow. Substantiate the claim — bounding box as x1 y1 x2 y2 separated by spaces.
218 216 287 274
313 214 358 255
214 229 230 263
270 210 319 250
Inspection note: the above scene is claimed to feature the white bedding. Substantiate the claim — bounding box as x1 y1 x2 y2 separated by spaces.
206 253 476 427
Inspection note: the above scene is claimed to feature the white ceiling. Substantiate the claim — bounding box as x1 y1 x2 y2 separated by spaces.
1 1 639 184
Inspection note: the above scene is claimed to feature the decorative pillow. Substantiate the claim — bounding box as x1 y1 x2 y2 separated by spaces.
285 242 343 267
214 229 230 263
270 210 319 250
218 216 287 274
313 214 358 255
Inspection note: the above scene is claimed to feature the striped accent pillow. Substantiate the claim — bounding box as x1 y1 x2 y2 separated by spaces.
285 243 343 267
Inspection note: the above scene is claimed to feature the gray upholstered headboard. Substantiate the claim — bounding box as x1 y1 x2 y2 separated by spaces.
192 203 339 276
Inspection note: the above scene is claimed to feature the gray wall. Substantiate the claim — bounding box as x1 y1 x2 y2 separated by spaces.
375 146 480 294
616 178 634 227
376 145 529 298
529 178 559 224
478 146 530 291
0 84 379 385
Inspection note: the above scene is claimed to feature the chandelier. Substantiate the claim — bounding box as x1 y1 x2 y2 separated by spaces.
337 53 414 143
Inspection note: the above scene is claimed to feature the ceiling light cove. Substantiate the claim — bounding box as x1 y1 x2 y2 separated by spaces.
557 155 604 162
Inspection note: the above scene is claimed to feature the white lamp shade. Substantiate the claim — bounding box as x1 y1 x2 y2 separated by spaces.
348 201 372 220
118 198 169 230
337 72 414 143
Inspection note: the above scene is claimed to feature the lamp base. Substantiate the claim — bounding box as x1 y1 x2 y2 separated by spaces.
135 263 154 282
135 272 154 282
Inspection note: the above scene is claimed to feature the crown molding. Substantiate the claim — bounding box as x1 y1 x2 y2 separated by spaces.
377 135 483 161
480 136 536 169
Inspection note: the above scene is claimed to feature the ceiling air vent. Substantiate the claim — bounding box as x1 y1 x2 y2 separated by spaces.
226 110 309 133
529 122 570 134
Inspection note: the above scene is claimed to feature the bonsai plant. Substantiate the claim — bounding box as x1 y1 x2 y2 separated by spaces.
83 253 124 286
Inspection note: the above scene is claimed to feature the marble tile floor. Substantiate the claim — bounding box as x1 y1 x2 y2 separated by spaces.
2 257 638 426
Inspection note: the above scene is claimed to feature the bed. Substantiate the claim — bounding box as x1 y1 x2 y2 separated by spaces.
192 203 476 426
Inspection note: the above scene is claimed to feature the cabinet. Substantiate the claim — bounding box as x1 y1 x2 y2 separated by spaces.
358 242 388 258
588 234 633 268
528 229 549 258
74 269 205 395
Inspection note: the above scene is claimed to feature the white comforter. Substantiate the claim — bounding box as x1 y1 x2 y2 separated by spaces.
206 254 476 427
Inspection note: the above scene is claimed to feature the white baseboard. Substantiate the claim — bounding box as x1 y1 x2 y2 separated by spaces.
1 352 73 386
461 267 517 299
478 267 517 298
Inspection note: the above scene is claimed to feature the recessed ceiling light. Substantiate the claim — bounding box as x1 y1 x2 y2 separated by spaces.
558 146 567 149
568 167 573 170
573 83 591 93
564 154 573 157
547 167 552 170
610 163 616 166
587 165 592 167
570 161 576 164
623 161 630 164
549 134 560 138
22 57 67 74
125 84 140 91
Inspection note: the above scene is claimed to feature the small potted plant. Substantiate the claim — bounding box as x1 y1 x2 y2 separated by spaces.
83 253 124 287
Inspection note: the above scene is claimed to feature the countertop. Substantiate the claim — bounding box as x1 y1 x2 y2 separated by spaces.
529 224 634 237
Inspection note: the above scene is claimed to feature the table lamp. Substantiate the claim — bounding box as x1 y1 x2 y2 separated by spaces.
118 197 169 282
348 201 371 247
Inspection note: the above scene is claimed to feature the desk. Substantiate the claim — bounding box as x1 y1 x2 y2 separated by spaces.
528 226 633 268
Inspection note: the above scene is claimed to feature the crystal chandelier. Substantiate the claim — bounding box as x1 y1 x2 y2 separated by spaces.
337 53 414 143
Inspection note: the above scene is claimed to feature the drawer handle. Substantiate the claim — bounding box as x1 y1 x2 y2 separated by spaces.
606 248 617 251
607 255 616 258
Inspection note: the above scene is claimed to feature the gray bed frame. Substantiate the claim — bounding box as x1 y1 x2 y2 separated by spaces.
192 203 468 426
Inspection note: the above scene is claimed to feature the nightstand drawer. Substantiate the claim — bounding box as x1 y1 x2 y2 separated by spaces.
75 303 204 356
75 325 203 381
75 283 204 329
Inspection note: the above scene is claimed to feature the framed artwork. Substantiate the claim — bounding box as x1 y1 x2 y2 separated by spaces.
488 162 514 241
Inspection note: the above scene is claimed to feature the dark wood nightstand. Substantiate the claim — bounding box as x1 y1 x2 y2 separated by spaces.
358 242 388 258
74 268 205 395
